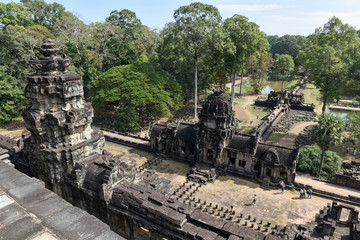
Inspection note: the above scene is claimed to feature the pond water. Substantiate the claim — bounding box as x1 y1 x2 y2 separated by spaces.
330 110 349 120
261 80 290 94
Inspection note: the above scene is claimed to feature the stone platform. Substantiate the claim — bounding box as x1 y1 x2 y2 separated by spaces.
0 161 124 240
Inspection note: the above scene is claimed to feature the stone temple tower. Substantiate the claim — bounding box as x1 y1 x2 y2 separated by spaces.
197 89 237 166
22 39 135 196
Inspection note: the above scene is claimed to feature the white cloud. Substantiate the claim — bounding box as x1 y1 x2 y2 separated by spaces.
216 4 282 12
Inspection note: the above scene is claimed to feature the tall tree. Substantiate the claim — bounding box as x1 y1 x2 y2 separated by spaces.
272 54 295 91
172 2 222 119
0 2 32 28
223 15 269 105
247 53 273 94
104 9 156 69
20 0 66 28
301 17 359 114
311 114 344 179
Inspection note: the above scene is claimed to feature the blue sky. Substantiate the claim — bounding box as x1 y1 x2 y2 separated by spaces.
3 0 360 36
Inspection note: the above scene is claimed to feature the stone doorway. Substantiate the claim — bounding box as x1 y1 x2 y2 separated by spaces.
207 149 214 161
266 168 272 177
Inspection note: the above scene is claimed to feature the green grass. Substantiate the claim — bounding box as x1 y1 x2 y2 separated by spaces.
234 80 254 94
284 80 299 90
302 83 322 114
329 137 354 158
266 132 287 145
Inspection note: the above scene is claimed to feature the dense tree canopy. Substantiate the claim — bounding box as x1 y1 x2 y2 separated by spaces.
0 1 359 133
267 35 307 65
300 17 360 114
90 63 183 131
0 66 24 125
223 14 269 103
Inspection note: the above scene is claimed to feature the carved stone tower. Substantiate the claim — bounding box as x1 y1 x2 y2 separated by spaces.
22 39 135 196
197 89 237 166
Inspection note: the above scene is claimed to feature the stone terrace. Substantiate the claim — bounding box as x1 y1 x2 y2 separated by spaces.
0 161 124 240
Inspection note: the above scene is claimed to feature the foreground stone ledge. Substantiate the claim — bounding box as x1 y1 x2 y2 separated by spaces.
0 161 124 240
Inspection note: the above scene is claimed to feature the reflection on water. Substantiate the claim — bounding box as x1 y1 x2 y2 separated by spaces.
330 110 349 120
261 81 290 94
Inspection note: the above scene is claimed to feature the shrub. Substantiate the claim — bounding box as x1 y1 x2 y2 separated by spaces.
297 145 342 179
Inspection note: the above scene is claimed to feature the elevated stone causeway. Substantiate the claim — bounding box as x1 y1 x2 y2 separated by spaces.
0 161 124 240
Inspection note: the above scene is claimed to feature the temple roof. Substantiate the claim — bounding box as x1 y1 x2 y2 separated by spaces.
255 143 297 168
226 134 256 154
175 123 196 143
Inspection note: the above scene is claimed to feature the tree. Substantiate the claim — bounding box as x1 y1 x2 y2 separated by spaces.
20 0 66 28
268 35 307 64
156 23 194 99
0 2 32 28
172 2 222 118
297 145 342 179
301 17 359 114
247 53 273 93
223 15 269 105
272 54 295 91
104 9 157 69
311 114 344 179
90 63 183 131
0 66 25 125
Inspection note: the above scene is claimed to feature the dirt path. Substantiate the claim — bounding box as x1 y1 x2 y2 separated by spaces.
276 122 316 147
296 172 360 198
102 130 150 145
234 95 259 121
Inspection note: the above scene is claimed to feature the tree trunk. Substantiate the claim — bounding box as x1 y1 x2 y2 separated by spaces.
322 98 327 115
239 69 244 96
231 71 236 108
194 55 198 119
281 78 284 92
318 150 326 179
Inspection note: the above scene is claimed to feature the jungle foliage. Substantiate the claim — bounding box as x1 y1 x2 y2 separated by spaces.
0 1 360 132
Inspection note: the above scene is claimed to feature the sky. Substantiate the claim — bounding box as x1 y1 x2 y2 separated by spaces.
3 0 360 36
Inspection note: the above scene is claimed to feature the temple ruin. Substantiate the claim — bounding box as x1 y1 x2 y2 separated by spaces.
2 39 360 240
150 89 299 184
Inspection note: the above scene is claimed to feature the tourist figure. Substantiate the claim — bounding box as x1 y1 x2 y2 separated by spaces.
281 184 285 194
252 194 256 205
300 189 304 199
303 189 307 198
308 188 312 199
250 119 254 125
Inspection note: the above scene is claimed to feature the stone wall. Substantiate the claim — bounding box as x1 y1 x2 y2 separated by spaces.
330 174 360 190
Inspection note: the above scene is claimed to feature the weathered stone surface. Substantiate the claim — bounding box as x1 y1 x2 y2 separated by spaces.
0 203 25 226
0 216 43 240
8 182 55 208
